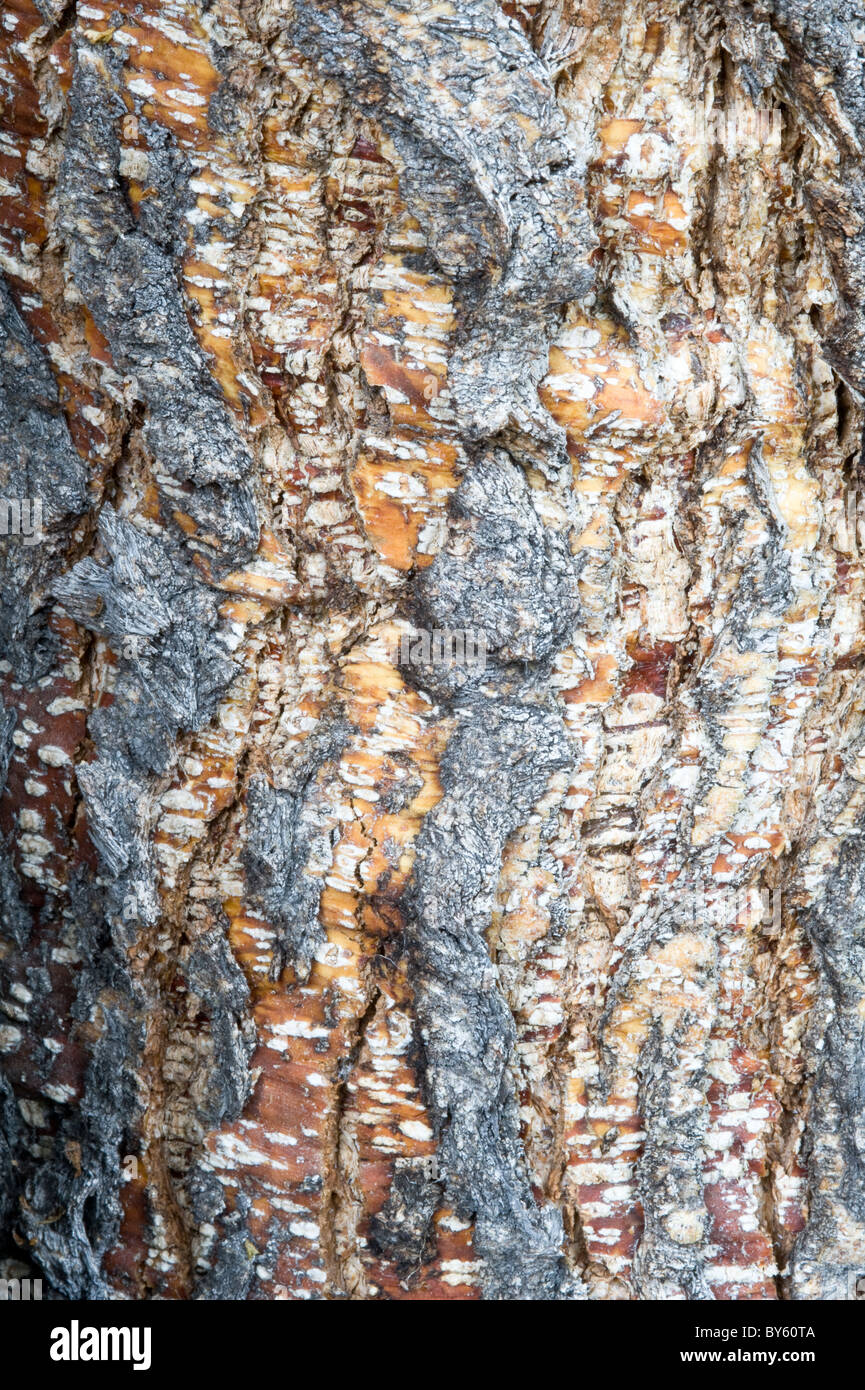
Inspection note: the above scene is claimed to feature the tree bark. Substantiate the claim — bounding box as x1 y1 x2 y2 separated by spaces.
2 0 865 1301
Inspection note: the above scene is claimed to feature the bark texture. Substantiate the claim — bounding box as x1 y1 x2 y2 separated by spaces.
2 0 865 1301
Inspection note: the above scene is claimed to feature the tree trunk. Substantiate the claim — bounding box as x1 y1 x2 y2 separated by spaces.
2 0 865 1302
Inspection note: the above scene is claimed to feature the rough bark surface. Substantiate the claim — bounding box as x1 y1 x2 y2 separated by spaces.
2 0 865 1301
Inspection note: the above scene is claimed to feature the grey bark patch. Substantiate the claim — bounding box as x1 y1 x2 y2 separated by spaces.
243 719 350 982
407 698 582 1299
291 0 595 474
0 698 14 791
0 703 30 945
16 954 145 1299
195 1203 257 1301
0 1072 21 1261
368 1157 443 1272
632 1022 714 1300
0 277 88 681
57 44 258 561
53 506 237 777
722 6 787 99
186 918 257 1127
414 448 580 696
75 756 160 936
792 831 865 1298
